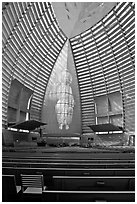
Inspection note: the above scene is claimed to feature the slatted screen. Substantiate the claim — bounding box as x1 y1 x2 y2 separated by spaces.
2 2 67 127
70 2 135 133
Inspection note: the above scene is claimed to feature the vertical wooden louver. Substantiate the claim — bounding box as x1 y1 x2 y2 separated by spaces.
2 2 67 127
70 2 135 134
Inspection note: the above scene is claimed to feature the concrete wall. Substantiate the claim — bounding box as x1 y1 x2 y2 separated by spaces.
80 132 131 147
2 129 39 146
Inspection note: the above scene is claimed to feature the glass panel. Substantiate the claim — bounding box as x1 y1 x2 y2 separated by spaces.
44 40 75 130
97 116 109 124
110 115 123 127
108 91 122 113
95 95 108 115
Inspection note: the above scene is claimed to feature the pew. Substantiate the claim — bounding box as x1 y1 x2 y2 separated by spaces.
2 175 21 201
2 160 135 169
2 173 135 202
42 190 135 202
2 166 135 190
53 175 135 191
2 156 135 163
20 174 46 201
2 151 135 202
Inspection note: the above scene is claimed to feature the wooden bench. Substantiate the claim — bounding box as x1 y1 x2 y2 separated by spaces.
42 190 135 202
53 175 135 191
2 166 135 187
2 160 135 169
20 174 47 201
2 156 135 163
2 175 21 201
21 174 46 193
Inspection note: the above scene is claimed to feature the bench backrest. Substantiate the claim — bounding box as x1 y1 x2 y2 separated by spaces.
2 174 17 201
21 174 44 191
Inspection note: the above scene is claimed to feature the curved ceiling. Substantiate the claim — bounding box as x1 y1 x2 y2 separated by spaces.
52 2 117 38
2 2 135 134
2 2 67 125
69 2 135 133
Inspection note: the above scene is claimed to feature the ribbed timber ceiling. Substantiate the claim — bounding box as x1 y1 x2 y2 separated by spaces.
52 2 117 38
2 2 135 134
2 2 67 126
70 2 135 133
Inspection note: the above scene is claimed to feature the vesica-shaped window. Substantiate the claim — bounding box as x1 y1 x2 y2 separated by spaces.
55 70 74 129
44 41 75 130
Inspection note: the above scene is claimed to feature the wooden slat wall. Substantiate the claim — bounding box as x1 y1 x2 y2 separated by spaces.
2 2 67 127
70 2 135 133
2 2 135 133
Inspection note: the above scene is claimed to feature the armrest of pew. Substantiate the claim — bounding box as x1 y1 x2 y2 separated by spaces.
2 175 20 202
16 186 21 193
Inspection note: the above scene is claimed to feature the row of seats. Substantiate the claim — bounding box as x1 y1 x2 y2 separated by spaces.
2 173 135 202
2 152 135 201
42 190 135 202
53 175 135 191
3 157 135 164
3 164 135 169
2 156 135 191
3 166 135 176
3 159 135 168
2 174 45 202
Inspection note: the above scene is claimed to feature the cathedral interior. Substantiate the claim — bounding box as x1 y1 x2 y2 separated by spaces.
2 2 135 202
